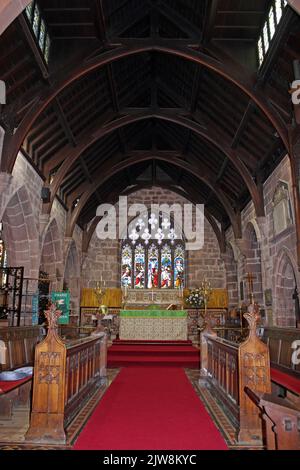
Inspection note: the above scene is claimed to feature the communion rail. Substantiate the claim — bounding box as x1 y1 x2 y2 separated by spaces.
25 305 107 444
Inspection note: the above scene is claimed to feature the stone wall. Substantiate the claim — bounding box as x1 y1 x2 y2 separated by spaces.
82 187 227 290
226 155 300 327
0 151 82 324
0 150 299 329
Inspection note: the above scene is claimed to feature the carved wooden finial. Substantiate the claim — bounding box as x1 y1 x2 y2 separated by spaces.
244 302 260 337
44 302 62 331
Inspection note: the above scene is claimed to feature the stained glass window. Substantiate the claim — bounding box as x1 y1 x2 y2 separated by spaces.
32 3 40 36
161 244 172 289
147 244 159 289
174 245 185 289
121 211 185 289
134 244 145 288
39 20 46 51
25 2 34 22
121 244 132 288
258 37 264 66
268 7 276 39
24 1 50 65
44 34 51 63
257 0 287 68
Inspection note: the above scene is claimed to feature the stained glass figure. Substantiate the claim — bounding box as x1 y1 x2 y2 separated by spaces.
25 2 34 22
32 3 40 36
121 244 132 288
44 34 50 63
161 244 172 289
174 245 184 289
134 244 145 288
39 20 46 51
147 244 159 289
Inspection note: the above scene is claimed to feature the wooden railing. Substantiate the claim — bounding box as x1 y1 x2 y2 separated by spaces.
25 304 107 444
207 337 239 422
203 303 271 444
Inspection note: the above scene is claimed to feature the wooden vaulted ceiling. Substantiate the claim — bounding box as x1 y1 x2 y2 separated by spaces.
0 0 300 234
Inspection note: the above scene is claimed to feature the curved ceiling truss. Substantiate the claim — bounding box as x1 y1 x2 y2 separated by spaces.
2 0 299 248
2 44 288 174
65 152 241 239
46 111 264 219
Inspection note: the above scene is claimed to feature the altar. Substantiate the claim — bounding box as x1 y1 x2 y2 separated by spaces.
119 310 188 340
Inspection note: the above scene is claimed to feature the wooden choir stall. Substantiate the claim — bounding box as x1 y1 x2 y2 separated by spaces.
25 304 107 445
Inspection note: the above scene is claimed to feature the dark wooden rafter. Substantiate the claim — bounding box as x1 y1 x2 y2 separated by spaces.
65 150 241 238
201 0 218 44
93 0 126 152
148 0 201 39
1 40 289 175
43 109 263 218
66 149 220 207
17 14 49 80
2 1 299 252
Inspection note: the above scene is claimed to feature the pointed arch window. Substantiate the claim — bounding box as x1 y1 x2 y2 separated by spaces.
121 211 185 289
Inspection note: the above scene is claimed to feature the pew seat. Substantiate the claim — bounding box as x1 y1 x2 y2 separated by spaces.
262 327 300 398
270 367 300 396
0 375 32 394
0 326 43 420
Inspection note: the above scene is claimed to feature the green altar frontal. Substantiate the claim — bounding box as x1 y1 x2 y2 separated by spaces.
119 310 188 340
120 310 187 318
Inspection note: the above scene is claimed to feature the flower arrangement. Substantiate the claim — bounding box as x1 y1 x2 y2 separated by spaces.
185 288 204 308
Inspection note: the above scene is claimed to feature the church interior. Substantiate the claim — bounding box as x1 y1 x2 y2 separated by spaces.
0 0 300 452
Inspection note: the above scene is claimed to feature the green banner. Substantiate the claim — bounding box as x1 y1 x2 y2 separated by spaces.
120 310 187 318
51 291 70 324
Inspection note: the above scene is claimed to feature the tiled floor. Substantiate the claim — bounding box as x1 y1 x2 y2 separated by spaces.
185 369 264 450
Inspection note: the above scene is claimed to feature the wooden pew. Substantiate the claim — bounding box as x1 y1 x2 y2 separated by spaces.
245 387 300 450
262 327 300 398
203 303 271 445
0 326 43 419
25 304 107 444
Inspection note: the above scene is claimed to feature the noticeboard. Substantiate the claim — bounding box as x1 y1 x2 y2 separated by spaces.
51 291 70 324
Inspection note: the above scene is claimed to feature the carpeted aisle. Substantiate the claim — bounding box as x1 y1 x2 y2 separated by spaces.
73 367 227 450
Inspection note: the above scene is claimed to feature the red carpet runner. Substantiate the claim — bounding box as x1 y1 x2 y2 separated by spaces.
107 340 200 368
74 367 227 450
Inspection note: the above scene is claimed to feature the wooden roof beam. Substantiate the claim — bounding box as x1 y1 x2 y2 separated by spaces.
202 0 218 44
1 42 289 174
